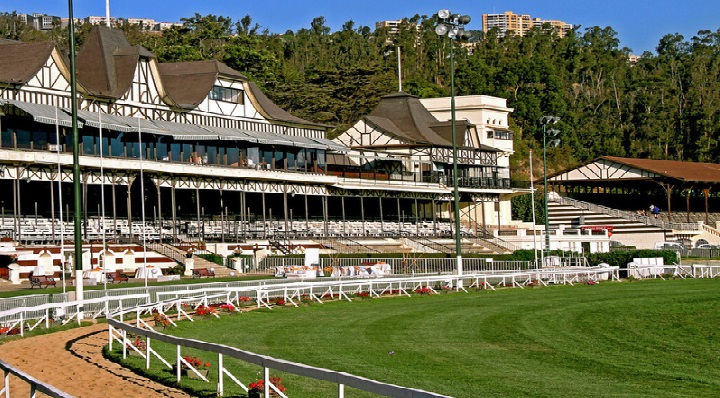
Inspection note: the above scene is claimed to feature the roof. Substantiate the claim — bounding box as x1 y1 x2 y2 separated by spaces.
0 41 55 84
602 156 720 183
364 92 468 148
246 82 331 128
158 60 247 109
76 25 155 98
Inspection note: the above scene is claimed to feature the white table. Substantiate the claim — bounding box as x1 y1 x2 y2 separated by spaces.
82 269 106 283
135 266 161 279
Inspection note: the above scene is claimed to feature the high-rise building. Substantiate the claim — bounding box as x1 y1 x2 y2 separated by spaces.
531 18 573 38
482 11 532 38
17 13 60 31
482 11 573 38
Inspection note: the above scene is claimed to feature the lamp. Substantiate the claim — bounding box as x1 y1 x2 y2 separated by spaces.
435 9 471 286
540 115 561 258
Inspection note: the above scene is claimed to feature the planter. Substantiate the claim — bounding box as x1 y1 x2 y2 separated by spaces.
128 349 144 357
248 390 262 398
173 365 209 379
183 369 209 379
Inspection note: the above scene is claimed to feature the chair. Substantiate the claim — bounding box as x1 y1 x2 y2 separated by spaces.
107 271 129 283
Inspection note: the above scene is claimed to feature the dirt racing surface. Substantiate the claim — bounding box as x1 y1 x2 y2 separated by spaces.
0 323 191 397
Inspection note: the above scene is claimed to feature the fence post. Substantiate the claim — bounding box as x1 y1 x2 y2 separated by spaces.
146 337 151 369
4 368 10 398
264 367 270 398
176 345 182 383
338 383 345 398
217 353 224 396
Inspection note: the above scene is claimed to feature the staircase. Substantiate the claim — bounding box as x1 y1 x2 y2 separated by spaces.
269 237 292 255
148 243 187 265
191 255 234 278
548 197 674 248
321 237 380 254
464 236 512 254
410 237 454 254
148 242 234 277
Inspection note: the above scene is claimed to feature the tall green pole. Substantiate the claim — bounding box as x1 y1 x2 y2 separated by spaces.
542 123 550 255
449 40 463 282
68 0 84 308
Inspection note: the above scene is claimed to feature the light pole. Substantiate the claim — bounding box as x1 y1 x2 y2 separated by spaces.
435 10 471 284
540 116 560 257
68 0 85 314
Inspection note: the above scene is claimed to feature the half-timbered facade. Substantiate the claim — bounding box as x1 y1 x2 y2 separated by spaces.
0 26 521 253
334 92 522 232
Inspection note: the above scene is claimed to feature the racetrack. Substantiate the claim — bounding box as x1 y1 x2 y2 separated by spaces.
0 323 190 397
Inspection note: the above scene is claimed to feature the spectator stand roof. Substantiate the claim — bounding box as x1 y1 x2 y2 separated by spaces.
547 156 720 216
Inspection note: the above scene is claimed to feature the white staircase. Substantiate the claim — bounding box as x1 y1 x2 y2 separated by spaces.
548 197 673 248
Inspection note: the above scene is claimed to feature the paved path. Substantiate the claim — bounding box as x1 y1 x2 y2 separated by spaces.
0 323 191 397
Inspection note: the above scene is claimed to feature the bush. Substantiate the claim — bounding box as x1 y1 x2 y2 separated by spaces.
165 264 185 275
197 253 224 266
587 250 679 267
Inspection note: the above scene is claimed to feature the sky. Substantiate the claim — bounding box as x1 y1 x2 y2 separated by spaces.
3 0 720 54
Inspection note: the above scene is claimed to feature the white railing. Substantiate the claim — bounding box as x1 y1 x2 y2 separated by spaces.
10 263 720 396
107 269 623 398
108 318 448 398
0 294 149 336
701 223 720 238
0 358 74 397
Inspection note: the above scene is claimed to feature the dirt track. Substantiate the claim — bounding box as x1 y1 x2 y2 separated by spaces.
0 323 191 397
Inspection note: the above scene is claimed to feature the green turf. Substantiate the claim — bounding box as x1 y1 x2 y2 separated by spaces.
110 279 720 397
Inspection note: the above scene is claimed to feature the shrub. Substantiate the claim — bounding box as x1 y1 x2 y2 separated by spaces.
198 253 225 266
587 250 679 267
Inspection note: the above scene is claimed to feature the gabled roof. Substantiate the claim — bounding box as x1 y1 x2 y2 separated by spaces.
158 60 247 109
0 41 55 84
76 25 155 98
602 156 720 183
246 82 331 128
364 92 468 148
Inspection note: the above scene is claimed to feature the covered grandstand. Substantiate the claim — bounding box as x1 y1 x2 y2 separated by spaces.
0 25 530 258
546 156 720 248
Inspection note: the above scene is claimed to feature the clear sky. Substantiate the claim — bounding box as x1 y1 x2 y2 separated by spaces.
3 0 720 54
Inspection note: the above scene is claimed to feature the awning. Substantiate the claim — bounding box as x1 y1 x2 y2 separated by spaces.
277 133 326 150
1 99 80 128
76 110 134 132
311 137 348 152
245 130 293 146
332 182 450 194
198 125 259 143
150 120 217 141
75 112 168 135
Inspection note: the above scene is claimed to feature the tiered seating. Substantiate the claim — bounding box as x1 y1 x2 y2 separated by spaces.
7 215 477 243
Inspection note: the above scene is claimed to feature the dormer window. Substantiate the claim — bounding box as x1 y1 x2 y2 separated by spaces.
210 85 244 104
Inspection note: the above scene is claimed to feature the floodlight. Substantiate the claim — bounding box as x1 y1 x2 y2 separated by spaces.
435 23 449 36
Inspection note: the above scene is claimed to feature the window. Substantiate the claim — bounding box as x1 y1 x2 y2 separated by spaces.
209 85 244 104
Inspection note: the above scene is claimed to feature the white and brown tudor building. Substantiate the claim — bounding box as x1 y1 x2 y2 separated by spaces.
0 25 525 252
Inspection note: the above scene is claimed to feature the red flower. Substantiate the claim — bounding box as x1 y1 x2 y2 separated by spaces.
195 305 217 316
249 379 265 391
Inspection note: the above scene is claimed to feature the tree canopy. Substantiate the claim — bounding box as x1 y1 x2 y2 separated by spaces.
4 12 720 179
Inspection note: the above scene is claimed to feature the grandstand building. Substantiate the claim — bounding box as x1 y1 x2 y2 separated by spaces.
0 25 560 257
546 156 720 249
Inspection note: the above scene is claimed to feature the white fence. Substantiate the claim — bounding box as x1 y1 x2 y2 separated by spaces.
11 262 720 397
0 358 74 398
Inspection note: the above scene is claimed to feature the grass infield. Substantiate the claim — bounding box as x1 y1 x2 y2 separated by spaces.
111 278 720 397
